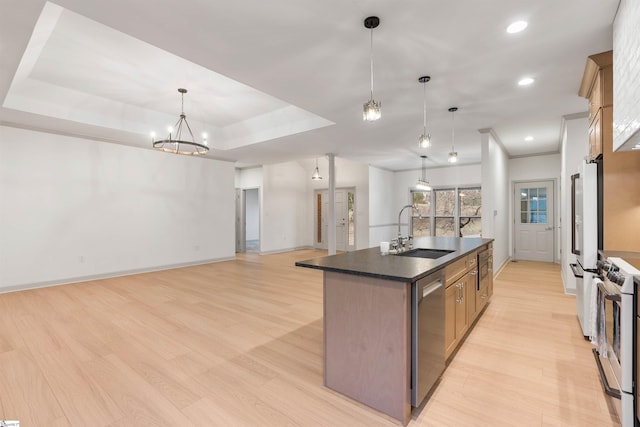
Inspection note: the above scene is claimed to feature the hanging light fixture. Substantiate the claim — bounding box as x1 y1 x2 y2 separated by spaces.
416 155 432 191
311 158 323 180
363 16 381 121
447 107 458 163
152 88 209 156
418 76 431 148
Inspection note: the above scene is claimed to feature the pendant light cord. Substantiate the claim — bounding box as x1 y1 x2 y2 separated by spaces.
423 82 427 134
370 28 374 99
451 109 455 151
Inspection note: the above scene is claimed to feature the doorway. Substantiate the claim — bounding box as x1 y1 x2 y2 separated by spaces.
513 180 555 262
314 188 356 251
235 188 260 253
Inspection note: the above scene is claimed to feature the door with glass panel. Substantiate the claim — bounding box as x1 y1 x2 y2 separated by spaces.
314 188 356 251
514 181 554 262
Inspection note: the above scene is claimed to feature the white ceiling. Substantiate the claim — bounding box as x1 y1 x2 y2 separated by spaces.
0 0 618 171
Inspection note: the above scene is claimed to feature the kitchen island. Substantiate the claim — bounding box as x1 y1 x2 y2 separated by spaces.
296 236 493 425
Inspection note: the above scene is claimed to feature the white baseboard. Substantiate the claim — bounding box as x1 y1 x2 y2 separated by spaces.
0 256 235 295
494 256 511 278
259 246 315 255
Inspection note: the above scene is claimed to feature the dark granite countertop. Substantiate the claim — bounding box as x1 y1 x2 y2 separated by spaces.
296 236 493 282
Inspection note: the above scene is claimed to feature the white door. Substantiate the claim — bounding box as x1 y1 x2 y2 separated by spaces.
334 190 347 251
315 189 354 251
514 181 554 262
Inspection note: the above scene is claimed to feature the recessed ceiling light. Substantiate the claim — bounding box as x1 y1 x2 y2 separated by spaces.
518 77 535 86
507 21 528 34
525 136 534 141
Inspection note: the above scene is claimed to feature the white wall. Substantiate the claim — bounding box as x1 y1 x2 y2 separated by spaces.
309 156 370 250
509 153 562 262
560 115 589 293
0 126 235 291
368 166 396 247
235 167 263 189
237 158 370 253
481 131 510 272
261 161 310 253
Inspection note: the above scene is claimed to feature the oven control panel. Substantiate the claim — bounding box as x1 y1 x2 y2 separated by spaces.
602 257 640 294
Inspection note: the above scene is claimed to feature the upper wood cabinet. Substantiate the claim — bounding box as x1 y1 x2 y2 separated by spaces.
579 50 640 252
579 51 612 161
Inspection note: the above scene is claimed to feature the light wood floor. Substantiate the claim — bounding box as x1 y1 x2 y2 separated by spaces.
0 251 621 426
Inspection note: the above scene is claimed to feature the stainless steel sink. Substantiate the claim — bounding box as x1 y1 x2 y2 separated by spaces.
395 248 454 259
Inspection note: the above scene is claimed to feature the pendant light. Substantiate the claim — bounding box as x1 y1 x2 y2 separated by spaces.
152 88 209 156
311 158 323 180
363 16 381 121
447 107 458 163
416 155 432 191
418 76 431 148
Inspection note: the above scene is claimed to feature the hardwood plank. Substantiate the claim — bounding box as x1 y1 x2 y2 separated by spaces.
0 252 621 426
30 348 123 426
0 349 66 426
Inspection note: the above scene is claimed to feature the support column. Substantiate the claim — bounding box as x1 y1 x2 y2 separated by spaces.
327 153 336 255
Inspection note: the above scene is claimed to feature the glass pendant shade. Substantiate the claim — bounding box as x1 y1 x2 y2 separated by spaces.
363 16 381 122
363 99 381 121
418 132 431 149
448 151 458 163
416 155 431 191
416 178 431 191
311 158 323 180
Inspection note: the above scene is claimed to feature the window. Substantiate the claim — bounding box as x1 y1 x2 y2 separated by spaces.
411 191 431 237
411 186 481 237
459 188 482 237
520 187 547 224
435 189 456 237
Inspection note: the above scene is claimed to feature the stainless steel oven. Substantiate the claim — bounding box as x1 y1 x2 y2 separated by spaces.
595 257 637 426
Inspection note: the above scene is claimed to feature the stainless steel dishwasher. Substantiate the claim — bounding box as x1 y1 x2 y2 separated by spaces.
411 268 445 406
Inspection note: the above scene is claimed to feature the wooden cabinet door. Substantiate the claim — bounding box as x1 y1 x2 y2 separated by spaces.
588 72 602 122
476 279 488 313
445 284 458 357
588 109 602 160
467 268 479 322
455 280 468 340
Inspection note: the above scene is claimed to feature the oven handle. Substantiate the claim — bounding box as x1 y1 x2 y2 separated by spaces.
591 348 621 399
569 263 583 278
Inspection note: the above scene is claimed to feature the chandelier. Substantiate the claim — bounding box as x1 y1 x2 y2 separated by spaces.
418 76 431 148
363 16 381 121
152 88 209 156
447 107 458 163
416 155 432 191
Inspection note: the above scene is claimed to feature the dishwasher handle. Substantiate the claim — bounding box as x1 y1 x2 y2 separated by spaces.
420 280 443 301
